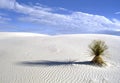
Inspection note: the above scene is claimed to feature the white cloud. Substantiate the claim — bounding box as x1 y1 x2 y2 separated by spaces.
0 0 120 33
112 19 120 25
33 6 53 12
58 7 68 11
0 15 11 23
115 12 120 14
0 0 15 9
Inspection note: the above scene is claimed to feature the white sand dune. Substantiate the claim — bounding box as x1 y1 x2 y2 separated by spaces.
0 32 48 38
0 32 120 83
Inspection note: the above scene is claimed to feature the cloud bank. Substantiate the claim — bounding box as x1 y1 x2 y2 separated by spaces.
0 0 120 34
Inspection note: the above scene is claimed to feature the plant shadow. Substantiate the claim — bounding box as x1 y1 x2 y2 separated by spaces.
17 60 92 67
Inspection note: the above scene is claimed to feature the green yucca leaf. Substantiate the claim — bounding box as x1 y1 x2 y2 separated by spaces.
89 40 108 56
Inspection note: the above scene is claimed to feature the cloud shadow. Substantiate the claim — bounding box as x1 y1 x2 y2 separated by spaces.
17 60 92 67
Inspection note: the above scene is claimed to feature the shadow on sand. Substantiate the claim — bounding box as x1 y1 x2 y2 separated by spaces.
17 60 92 67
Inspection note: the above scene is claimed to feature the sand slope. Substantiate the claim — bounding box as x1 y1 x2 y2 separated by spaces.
0 32 120 83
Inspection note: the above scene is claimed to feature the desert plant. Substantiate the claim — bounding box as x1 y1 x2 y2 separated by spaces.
89 40 108 66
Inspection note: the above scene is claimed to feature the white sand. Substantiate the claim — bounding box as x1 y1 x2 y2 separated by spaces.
0 32 120 83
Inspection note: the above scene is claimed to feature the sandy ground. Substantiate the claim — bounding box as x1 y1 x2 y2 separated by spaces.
0 32 120 83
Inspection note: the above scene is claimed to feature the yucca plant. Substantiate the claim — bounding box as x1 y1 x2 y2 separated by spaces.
89 40 108 66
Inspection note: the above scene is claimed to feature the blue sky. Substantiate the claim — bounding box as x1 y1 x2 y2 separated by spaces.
0 0 120 35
